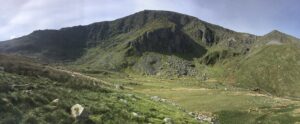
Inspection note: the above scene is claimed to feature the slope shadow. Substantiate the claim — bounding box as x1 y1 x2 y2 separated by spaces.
125 28 207 61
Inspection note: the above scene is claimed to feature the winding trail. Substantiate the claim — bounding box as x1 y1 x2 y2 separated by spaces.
46 66 113 86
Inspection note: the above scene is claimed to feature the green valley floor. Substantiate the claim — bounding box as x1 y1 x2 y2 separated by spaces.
96 74 300 124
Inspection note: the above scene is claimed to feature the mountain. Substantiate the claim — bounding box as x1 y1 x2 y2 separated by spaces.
233 30 300 97
252 30 299 47
0 10 255 76
2 10 300 124
1 10 300 97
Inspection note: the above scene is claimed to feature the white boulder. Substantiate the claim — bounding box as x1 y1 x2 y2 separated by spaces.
51 99 59 103
163 117 173 124
71 104 84 118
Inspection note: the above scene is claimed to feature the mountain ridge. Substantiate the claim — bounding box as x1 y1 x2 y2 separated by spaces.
0 10 299 77
0 10 254 59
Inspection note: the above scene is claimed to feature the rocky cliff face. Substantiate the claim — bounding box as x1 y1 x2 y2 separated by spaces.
125 27 206 59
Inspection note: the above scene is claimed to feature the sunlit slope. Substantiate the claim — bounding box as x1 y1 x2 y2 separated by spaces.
236 43 300 97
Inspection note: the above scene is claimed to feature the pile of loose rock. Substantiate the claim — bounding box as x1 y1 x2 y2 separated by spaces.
150 96 220 123
0 66 4 72
188 112 219 124
150 96 182 108
163 117 174 124
150 96 174 104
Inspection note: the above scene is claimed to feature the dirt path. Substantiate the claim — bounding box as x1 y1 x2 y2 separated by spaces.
46 66 113 86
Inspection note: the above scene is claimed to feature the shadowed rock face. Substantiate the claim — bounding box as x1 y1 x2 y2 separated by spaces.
202 28 215 46
0 26 89 61
126 27 206 59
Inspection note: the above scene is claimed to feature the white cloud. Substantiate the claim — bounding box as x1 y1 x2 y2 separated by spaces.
9 35 16 40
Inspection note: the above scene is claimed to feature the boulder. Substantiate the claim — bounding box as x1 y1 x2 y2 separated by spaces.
0 66 4 72
132 112 138 117
150 96 160 102
119 99 128 104
1 98 9 103
71 104 84 118
188 112 195 116
51 99 59 103
115 84 124 90
163 117 173 124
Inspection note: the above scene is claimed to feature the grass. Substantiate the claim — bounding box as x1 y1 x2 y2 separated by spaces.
0 54 198 124
3 37 300 124
236 44 300 97
98 74 300 124
0 72 198 124
2 9 300 124
217 104 300 124
3 49 300 123
65 42 300 123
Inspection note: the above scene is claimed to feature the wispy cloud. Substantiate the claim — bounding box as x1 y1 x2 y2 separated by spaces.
0 0 299 41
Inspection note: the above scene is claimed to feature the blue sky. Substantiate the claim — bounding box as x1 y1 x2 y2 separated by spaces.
0 0 299 41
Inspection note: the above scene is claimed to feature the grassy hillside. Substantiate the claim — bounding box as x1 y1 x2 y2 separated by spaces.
92 74 300 124
236 43 300 97
0 54 198 123
190 30 300 98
